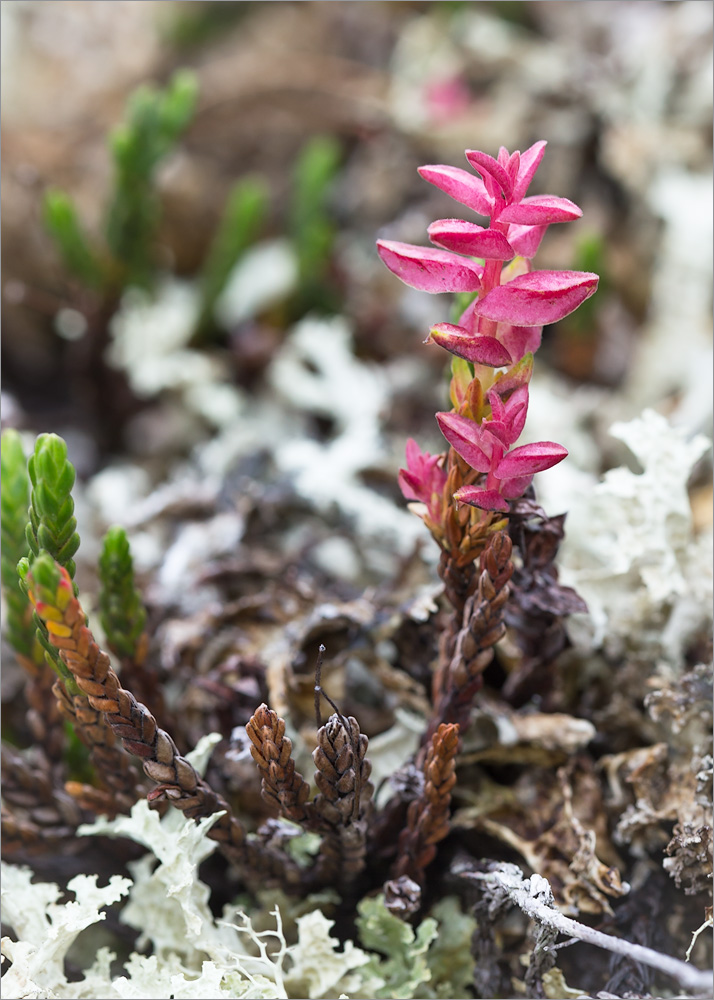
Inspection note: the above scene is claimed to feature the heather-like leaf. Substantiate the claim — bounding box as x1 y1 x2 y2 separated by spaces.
464 149 513 200
512 139 547 201
475 270 599 326
428 219 514 260
429 324 512 367
377 240 483 293
499 195 582 225
454 486 510 512
417 164 492 216
436 413 491 473
495 441 568 478
507 223 548 259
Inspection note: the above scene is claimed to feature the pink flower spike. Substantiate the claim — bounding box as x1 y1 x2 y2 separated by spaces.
507 224 548 259
428 219 514 260
474 270 599 326
430 323 512 367
512 140 547 201
465 149 513 200
418 164 493 216
454 485 509 512
499 195 582 225
436 412 492 473
495 441 568 479
376 240 483 294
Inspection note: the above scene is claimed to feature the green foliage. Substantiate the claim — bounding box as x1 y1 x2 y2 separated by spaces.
21 435 81 690
98 526 147 660
290 135 341 312
0 430 35 660
26 434 80 581
42 189 103 290
356 893 438 999
196 176 269 339
566 230 607 335
105 69 198 288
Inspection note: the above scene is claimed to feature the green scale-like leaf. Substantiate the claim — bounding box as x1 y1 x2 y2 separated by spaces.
1 430 35 660
98 526 147 661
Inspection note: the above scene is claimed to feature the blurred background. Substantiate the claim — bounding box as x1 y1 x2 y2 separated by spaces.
2 0 712 580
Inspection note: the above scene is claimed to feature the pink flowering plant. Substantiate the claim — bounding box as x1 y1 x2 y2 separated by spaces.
378 141 597 545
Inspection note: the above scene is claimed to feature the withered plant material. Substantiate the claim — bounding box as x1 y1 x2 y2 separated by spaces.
246 703 312 825
312 712 374 883
429 531 513 745
504 496 587 703
383 874 422 918
51 675 142 816
392 722 459 886
27 556 301 889
0 743 84 853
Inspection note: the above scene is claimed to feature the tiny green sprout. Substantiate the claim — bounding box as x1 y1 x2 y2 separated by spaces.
99 525 147 661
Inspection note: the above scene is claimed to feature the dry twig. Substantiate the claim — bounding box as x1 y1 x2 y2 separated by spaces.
463 863 712 996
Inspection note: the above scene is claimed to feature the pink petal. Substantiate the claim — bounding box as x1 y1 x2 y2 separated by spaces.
505 149 521 187
418 164 493 216
499 324 542 362
376 240 483 294
398 468 422 503
492 352 534 393
404 437 422 470
436 412 492 473
496 441 568 479
453 486 509 512
512 140 547 201
507 224 548 259
428 220 514 260
482 420 512 447
499 474 534 499
499 195 582 225
474 270 599 326
430 323 512 367
465 149 513 200
503 383 529 440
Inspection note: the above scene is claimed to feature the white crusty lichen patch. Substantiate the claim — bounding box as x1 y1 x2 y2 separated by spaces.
558 408 712 664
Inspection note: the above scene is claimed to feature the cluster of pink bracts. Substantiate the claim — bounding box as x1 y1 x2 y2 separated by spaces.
377 140 598 516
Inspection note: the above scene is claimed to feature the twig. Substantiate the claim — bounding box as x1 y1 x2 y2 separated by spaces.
464 863 712 995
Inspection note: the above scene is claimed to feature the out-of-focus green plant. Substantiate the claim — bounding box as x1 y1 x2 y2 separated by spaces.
194 176 269 342
290 134 342 314
42 191 103 291
105 69 198 288
43 70 198 294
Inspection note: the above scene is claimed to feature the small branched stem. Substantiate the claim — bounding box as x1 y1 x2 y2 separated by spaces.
26 553 301 889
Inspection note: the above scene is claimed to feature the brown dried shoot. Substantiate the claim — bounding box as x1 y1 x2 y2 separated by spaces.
246 703 312 825
392 722 459 886
312 712 374 883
